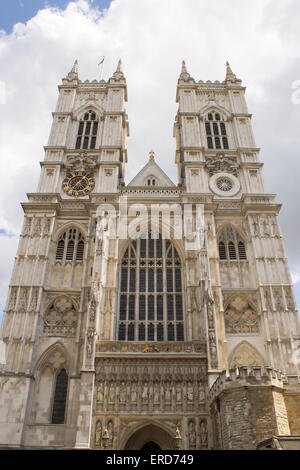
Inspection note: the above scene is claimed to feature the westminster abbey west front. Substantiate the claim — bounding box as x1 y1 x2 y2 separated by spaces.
0 60 300 451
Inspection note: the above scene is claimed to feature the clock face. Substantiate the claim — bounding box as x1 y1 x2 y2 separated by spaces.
63 171 95 197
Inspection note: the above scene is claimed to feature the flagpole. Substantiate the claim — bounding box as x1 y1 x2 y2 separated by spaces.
98 56 105 81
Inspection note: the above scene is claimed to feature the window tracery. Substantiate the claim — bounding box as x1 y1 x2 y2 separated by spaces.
205 112 229 150
118 235 184 342
75 109 99 150
218 227 246 261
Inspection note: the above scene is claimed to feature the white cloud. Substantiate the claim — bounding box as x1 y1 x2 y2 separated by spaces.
0 0 300 309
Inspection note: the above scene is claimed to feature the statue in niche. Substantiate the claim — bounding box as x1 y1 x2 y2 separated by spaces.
131 382 137 402
154 383 160 402
187 383 193 402
198 388 205 403
97 382 104 402
119 382 126 403
107 420 114 446
176 385 182 402
200 420 208 446
108 383 115 402
188 420 196 448
142 384 148 402
94 421 102 446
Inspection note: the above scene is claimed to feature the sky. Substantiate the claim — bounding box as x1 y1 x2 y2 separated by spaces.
0 0 300 323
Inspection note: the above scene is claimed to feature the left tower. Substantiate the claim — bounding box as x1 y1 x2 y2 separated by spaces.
0 60 129 449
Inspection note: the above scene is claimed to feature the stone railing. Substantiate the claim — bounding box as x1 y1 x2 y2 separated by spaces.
208 366 287 403
96 341 206 355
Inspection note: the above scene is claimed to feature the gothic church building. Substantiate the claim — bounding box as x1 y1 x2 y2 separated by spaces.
0 60 299 450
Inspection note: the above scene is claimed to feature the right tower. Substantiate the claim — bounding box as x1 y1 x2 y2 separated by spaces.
174 61 300 449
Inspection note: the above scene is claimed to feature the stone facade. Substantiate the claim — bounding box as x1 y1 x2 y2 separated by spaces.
0 60 299 450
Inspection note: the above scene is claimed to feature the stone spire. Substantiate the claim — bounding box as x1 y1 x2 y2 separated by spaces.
179 60 191 81
65 60 79 81
112 59 124 81
225 61 238 83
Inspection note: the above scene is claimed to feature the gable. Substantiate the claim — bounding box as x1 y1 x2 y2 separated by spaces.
127 159 176 187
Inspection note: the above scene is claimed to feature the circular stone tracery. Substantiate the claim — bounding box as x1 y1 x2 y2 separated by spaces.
216 177 233 192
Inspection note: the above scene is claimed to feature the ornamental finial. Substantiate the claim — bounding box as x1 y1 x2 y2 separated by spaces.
149 150 155 160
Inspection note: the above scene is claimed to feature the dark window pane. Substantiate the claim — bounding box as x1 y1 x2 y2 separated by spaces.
128 295 135 320
52 369 68 424
167 269 173 292
176 296 183 320
215 113 221 121
56 239 65 260
148 295 154 320
85 122 91 135
128 323 134 341
76 240 84 261
139 323 145 341
121 269 128 292
175 269 182 292
219 242 227 260
205 122 211 135
228 242 237 260
119 323 125 341
140 238 146 258
157 269 163 292
78 122 84 134
168 323 175 341
139 296 145 320
148 269 154 292
213 123 219 135
223 137 229 149
83 137 89 149
91 113 96 121
76 137 81 149
167 295 174 320
148 323 154 341
208 113 213 121
129 269 136 292
207 137 213 149
220 122 226 135
90 137 96 149
139 269 146 292
157 296 163 320
156 238 162 258
92 122 98 135
84 113 89 120
177 323 184 341
148 238 154 257
119 295 127 320
66 241 74 260
157 323 164 341
215 137 221 149
238 241 247 260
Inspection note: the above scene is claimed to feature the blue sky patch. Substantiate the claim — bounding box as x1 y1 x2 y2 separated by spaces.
0 0 112 33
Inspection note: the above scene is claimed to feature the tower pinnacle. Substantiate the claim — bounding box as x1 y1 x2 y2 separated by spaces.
225 61 238 83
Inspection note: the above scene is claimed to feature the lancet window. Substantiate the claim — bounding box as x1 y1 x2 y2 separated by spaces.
218 227 247 261
75 109 99 150
205 112 229 150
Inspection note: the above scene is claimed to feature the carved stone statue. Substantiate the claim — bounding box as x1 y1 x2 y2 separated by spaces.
94 420 102 446
188 420 196 448
200 419 208 446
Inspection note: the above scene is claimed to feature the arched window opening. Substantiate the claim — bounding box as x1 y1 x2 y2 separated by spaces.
118 236 184 342
204 112 229 150
51 368 68 424
75 110 99 150
218 227 247 261
55 228 85 262
145 176 156 186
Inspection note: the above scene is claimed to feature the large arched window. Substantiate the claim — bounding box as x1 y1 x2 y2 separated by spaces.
51 368 68 424
56 228 85 262
75 109 99 150
118 235 184 342
205 112 229 150
218 227 247 261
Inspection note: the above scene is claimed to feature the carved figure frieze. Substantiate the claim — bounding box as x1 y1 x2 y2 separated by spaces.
65 154 98 173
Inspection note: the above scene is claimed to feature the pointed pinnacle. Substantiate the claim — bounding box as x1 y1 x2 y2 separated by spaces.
71 59 78 74
116 59 122 73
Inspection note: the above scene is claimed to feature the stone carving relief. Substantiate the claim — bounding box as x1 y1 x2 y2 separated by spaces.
273 287 284 311
229 342 264 368
224 296 260 334
95 420 102 447
188 419 196 448
65 154 98 173
43 296 78 337
205 154 239 176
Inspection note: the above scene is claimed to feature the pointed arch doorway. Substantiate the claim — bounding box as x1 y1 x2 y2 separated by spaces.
124 424 174 450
